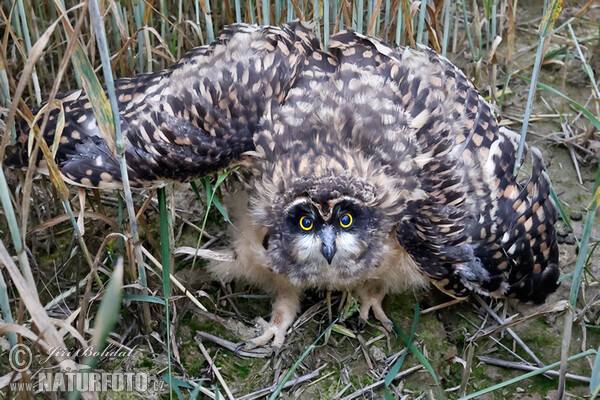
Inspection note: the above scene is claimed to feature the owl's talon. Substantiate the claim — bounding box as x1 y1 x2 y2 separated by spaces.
355 317 367 335
269 350 278 367
236 291 299 351
388 323 399 340
234 343 247 355
357 282 396 336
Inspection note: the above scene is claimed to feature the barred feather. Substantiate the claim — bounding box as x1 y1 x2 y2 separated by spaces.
9 23 559 304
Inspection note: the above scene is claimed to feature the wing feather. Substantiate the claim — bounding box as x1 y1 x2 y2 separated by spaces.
328 30 559 303
10 22 317 188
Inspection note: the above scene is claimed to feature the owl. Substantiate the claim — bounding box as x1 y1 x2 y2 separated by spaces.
9 22 560 351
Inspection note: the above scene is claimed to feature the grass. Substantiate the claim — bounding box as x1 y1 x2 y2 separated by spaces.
0 0 599 398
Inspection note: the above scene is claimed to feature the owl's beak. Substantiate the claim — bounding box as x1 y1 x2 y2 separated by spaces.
320 226 337 265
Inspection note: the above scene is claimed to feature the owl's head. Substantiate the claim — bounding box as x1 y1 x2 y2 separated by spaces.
251 174 393 287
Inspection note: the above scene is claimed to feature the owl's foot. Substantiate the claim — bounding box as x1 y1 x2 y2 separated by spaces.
356 281 396 335
239 290 300 352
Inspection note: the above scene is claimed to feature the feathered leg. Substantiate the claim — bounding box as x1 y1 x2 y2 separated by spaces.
356 280 394 333
243 285 301 351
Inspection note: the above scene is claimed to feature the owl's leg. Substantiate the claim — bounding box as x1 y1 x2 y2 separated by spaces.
356 281 394 333
243 287 301 351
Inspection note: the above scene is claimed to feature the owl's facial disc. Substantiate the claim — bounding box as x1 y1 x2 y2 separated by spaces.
282 197 369 266
266 195 385 286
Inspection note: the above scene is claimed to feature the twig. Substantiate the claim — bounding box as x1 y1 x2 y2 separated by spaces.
560 118 583 184
334 383 353 399
236 367 323 400
196 340 235 400
141 246 209 311
458 344 475 397
173 246 235 262
474 300 568 340
339 365 422 400
194 331 271 359
477 356 591 383
474 295 546 368
420 298 464 315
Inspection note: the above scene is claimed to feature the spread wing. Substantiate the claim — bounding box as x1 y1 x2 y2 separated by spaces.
328 31 559 303
10 22 317 188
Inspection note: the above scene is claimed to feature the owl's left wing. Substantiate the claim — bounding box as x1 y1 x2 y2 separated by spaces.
328 32 559 303
9 22 319 188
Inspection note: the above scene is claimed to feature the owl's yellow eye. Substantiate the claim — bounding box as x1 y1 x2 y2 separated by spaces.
340 213 353 228
299 216 314 231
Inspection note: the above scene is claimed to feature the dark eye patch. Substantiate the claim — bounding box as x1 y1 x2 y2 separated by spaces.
285 202 321 233
333 200 374 230
333 200 362 218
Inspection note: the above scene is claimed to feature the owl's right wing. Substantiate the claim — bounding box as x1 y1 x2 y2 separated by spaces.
10 22 318 188
328 31 559 304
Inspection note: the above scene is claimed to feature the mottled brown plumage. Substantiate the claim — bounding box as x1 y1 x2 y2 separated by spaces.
10 22 560 349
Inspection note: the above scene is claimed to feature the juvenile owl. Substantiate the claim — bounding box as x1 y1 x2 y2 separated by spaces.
9 22 560 350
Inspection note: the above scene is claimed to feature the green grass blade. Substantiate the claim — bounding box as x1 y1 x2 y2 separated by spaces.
383 0 390 32
262 0 270 24
592 345 600 397
559 138 600 397
395 0 403 45
396 312 443 399
190 379 206 399
385 303 419 387
210 195 233 225
189 181 205 203
122 294 167 305
314 0 321 40
569 204 599 307
287 0 293 21
89 0 152 332
133 0 146 72
357 0 364 33
458 349 596 400
0 263 18 349
460 0 476 61
158 186 174 398
538 0 563 38
70 258 124 400
235 0 242 22
249 0 256 24
515 1 563 172
549 183 575 241
324 0 330 46
267 319 338 400
415 0 427 45
17 0 41 105
162 375 193 398
52 0 117 155
204 0 215 42
366 0 373 33
567 23 600 99
160 0 168 40
517 76 600 130
472 0 482 58
441 0 452 56
514 39 548 174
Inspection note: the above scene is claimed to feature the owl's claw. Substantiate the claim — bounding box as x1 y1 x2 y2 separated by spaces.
355 317 367 335
357 282 395 336
392 324 398 340
269 350 278 367
234 343 246 355
242 322 288 351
